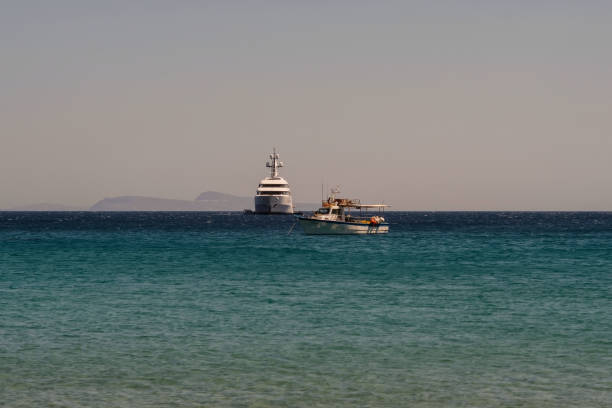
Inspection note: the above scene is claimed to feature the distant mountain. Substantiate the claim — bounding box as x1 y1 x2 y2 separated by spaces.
2 203 87 211
5 191 319 212
90 191 254 211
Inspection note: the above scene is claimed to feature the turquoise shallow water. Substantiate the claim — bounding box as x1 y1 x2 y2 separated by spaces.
1 212 611 407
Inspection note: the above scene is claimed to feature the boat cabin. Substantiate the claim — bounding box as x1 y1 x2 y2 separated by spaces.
313 205 347 222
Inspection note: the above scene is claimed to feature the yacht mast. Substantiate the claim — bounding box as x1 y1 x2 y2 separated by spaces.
266 147 283 178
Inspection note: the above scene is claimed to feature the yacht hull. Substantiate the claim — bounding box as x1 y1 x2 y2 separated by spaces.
254 195 293 214
298 217 389 234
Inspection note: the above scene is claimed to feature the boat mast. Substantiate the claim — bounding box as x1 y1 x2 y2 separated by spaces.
266 148 283 178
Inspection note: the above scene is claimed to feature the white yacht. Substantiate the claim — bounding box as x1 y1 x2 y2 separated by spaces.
254 149 294 214
297 188 390 234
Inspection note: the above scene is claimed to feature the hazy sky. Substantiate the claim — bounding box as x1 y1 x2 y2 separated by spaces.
1 1 611 210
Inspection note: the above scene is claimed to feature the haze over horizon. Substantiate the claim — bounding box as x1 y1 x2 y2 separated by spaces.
2 1 611 210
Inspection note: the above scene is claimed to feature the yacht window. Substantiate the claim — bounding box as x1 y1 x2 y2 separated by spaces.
331 208 342 215
258 191 289 195
317 208 330 214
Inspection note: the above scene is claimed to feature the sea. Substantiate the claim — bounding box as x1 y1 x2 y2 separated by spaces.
1 211 611 407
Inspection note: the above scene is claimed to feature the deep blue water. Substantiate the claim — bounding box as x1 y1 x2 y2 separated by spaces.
1 212 611 407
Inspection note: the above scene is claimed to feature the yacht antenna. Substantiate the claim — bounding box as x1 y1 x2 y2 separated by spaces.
265 147 283 178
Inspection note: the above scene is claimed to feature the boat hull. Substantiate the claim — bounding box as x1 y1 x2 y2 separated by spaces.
254 195 293 214
298 217 389 234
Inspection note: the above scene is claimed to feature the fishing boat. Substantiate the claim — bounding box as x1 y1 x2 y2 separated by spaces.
297 188 390 234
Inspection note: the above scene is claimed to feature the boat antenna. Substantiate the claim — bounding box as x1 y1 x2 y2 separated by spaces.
321 179 324 203
266 147 283 178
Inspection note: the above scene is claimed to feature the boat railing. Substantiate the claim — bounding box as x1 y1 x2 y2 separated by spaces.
344 214 387 224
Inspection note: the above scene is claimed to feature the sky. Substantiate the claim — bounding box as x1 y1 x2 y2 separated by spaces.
1 1 611 210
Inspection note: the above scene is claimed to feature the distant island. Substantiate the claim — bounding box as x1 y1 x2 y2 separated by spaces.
3 191 318 212
90 191 252 211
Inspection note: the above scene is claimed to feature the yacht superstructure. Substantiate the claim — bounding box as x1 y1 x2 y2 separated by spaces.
254 149 293 214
